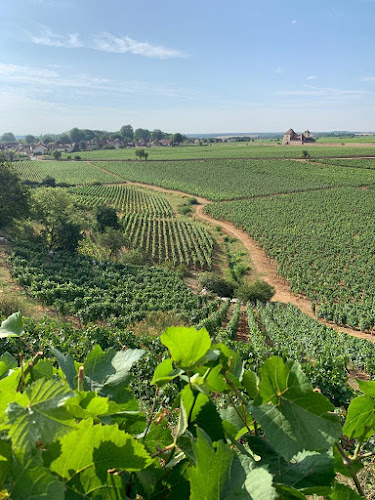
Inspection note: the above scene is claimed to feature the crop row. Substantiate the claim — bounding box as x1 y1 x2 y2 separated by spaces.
91 159 375 201
206 186 375 330
70 184 172 216
122 213 214 269
15 160 119 184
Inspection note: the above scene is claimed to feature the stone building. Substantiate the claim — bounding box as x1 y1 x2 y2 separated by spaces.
283 129 315 145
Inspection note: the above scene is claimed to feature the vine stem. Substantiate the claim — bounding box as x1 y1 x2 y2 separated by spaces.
142 386 159 441
335 442 366 497
224 373 253 436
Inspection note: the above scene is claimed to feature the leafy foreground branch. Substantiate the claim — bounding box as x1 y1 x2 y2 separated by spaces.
0 313 374 499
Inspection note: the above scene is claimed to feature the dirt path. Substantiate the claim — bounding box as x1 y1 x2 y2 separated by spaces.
122 181 374 343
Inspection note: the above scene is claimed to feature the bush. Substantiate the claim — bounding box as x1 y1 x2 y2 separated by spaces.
178 205 192 215
199 272 235 297
74 155 81 161
0 296 22 318
186 197 198 205
236 279 275 303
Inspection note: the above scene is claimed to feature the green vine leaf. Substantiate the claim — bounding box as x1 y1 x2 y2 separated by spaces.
0 312 24 338
50 419 153 497
161 326 211 370
6 378 76 455
252 357 341 460
343 396 375 440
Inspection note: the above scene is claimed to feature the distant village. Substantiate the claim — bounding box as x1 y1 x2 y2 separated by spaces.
0 126 257 158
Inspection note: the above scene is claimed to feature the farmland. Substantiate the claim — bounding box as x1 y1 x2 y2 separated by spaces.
58 141 375 160
69 184 173 216
15 159 119 184
206 186 375 330
91 158 375 200
122 214 213 269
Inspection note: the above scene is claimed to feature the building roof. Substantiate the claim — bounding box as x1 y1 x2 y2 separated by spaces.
285 128 295 135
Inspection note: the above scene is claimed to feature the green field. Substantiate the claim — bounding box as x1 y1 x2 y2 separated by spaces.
93 158 375 200
15 160 119 184
56 141 375 160
311 157 375 169
317 135 375 143
206 186 375 330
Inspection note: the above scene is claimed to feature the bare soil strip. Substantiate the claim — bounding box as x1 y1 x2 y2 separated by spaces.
121 180 374 343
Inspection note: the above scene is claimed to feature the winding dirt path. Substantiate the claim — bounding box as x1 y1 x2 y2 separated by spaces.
122 180 374 343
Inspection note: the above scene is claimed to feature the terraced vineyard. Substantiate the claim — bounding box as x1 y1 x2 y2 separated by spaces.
206 186 375 330
90 158 375 200
70 184 173 216
123 213 213 269
15 160 119 184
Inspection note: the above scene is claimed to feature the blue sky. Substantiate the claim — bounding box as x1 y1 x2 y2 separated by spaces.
1 0 375 134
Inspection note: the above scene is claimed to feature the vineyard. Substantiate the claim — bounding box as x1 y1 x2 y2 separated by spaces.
69 183 173 216
56 141 375 160
311 157 375 170
8 241 210 325
122 213 213 269
206 186 375 330
15 160 119 184
90 158 375 200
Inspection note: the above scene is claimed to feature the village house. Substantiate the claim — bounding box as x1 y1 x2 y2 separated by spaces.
32 142 49 154
283 129 316 145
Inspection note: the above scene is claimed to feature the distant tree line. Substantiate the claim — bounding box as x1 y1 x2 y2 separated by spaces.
0 126 187 147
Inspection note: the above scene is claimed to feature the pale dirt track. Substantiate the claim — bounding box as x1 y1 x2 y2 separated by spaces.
123 180 374 343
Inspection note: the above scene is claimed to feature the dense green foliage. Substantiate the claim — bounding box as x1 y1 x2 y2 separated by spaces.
207 187 375 330
312 157 375 169
8 241 209 324
0 159 30 228
90 158 375 200
0 316 373 499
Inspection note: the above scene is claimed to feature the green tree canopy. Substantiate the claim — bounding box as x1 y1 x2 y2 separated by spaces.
31 189 83 250
119 124 134 142
1 132 16 143
134 128 151 142
173 132 184 144
0 159 30 228
95 206 120 233
69 128 85 143
24 135 36 145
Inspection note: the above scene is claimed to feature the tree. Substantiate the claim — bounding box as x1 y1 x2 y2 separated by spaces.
199 273 235 297
151 129 164 141
79 140 87 151
25 135 36 145
31 189 83 250
134 128 151 142
98 228 129 257
42 176 56 187
59 134 71 144
172 133 184 145
95 206 120 233
52 150 62 160
119 124 134 142
135 148 148 160
235 279 275 303
1 132 16 143
69 127 85 143
0 159 30 228
42 136 53 145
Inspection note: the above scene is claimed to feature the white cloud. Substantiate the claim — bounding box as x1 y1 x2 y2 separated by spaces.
0 62 194 99
362 76 375 82
31 27 82 48
275 85 370 99
93 33 186 59
291 19 297 24
306 75 317 80
30 27 186 59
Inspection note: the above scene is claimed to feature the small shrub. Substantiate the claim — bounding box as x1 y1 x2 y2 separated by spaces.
236 279 275 303
74 155 81 160
199 272 235 297
179 205 192 215
0 296 22 318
